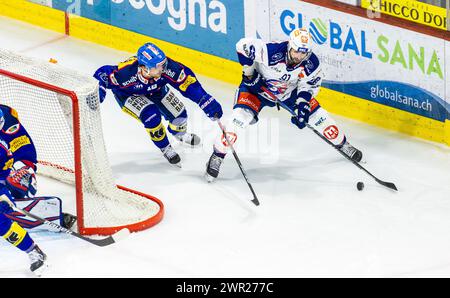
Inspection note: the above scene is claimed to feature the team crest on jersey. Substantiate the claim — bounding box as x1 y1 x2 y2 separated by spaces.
178 69 186 82
266 80 288 96
4 123 20 134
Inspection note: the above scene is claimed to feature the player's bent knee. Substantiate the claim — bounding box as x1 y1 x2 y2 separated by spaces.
168 116 187 135
229 107 256 130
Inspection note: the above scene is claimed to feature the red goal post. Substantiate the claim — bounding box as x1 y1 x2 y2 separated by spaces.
0 49 164 236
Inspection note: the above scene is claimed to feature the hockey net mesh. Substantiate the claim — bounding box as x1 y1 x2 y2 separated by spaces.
0 49 163 235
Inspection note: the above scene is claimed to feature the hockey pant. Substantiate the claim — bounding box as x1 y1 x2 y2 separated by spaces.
114 86 188 149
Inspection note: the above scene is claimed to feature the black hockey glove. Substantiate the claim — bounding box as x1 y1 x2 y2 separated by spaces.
291 101 311 129
241 71 267 94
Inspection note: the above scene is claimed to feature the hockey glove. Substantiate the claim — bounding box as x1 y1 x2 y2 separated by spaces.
291 101 311 129
93 67 110 103
0 187 15 213
241 71 267 94
98 85 107 103
6 161 37 199
199 96 223 120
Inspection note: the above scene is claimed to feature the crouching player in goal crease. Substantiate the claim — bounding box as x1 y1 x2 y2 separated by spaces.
0 104 76 276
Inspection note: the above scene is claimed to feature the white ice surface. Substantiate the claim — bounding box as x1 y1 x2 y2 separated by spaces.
0 16 449 277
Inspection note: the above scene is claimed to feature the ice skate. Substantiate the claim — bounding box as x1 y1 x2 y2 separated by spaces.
174 132 201 147
28 245 47 276
205 152 224 182
161 145 181 167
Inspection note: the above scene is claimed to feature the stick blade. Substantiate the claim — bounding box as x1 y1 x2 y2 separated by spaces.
377 180 398 191
251 197 260 206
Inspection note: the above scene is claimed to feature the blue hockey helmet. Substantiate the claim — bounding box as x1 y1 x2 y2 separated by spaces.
0 108 4 130
137 43 167 69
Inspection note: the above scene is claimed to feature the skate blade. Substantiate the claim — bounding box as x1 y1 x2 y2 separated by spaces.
32 263 50 277
204 172 216 183
171 162 182 168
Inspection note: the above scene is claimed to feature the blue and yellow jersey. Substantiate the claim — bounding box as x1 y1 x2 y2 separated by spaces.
0 105 37 174
93 56 211 106
0 135 13 181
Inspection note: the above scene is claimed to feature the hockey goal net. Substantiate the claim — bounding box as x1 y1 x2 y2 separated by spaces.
0 49 164 236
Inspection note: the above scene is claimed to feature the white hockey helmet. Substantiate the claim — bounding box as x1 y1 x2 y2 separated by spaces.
288 28 313 54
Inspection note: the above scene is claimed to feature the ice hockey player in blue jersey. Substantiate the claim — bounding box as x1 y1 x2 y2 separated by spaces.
0 104 77 275
93 42 223 166
205 28 363 181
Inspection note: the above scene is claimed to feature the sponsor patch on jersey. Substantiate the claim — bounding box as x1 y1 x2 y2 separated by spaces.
4 123 20 134
123 95 152 118
164 68 176 79
237 92 261 112
161 91 184 117
323 125 339 140
9 135 31 153
179 75 196 91
122 75 138 86
309 98 320 112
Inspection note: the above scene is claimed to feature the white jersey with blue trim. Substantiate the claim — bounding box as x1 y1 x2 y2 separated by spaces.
236 38 323 103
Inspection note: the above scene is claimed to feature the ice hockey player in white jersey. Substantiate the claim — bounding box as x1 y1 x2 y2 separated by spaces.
205 28 363 181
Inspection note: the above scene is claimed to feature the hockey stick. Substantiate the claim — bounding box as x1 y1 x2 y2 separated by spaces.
217 119 260 206
277 100 398 191
11 205 130 247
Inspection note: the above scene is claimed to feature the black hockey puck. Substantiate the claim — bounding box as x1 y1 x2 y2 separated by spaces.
357 182 364 191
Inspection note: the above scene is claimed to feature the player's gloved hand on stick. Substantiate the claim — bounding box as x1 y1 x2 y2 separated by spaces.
0 190 15 213
242 71 267 94
199 96 223 120
291 101 311 129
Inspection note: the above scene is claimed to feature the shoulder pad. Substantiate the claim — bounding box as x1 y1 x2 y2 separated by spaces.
163 58 186 82
301 53 321 76
266 42 288 66
113 58 139 87
118 56 138 70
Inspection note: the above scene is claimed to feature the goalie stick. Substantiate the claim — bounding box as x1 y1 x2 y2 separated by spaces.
217 119 260 206
11 203 130 247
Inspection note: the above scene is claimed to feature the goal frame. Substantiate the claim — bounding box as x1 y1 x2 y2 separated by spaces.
0 68 164 236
